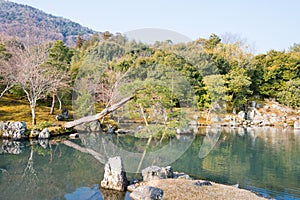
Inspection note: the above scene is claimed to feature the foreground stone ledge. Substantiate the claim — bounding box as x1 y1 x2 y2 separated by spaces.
126 165 266 200
135 179 266 200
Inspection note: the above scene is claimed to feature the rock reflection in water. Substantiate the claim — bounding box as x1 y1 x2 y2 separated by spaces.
0 139 24 154
0 137 105 200
38 139 49 149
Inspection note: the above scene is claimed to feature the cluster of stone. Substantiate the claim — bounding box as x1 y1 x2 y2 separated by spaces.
0 121 26 139
100 156 198 200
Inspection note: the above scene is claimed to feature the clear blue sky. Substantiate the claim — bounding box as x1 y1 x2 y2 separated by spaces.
10 0 300 54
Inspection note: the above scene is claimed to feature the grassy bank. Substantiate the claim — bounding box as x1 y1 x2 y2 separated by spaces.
0 94 70 129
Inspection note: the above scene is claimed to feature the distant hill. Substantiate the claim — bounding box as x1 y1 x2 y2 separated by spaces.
0 0 100 46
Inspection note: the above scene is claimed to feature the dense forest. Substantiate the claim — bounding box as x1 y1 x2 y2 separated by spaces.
0 31 299 125
0 1 299 128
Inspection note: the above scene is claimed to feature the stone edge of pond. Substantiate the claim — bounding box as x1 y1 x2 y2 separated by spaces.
0 121 75 140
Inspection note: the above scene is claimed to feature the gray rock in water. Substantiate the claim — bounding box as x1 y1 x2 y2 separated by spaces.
100 156 128 192
142 166 173 181
38 128 50 139
130 186 164 200
1 121 26 139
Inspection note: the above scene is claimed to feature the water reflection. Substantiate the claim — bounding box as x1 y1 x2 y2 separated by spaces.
38 139 49 149
0 138 104 200
78 131 194 173
0 127 299 199
65 184 130 200
0 140 24 154
65 184 103 200
198 127 221 159
172 127 300 199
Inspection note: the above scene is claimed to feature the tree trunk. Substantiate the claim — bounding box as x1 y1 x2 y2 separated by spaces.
139 104 149 126
31 106 36 125
57 95 62 110
0 84 12 98
50 94 56 115
64 95 135 129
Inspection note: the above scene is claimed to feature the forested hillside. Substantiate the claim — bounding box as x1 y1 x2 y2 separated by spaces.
0 0 99 46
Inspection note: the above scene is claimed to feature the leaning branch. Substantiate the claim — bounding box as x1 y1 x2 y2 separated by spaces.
64 95 135 128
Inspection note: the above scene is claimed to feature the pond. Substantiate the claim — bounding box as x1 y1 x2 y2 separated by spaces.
0 127 299 200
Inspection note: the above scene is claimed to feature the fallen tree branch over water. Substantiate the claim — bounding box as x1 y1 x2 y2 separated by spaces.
64 95 135 129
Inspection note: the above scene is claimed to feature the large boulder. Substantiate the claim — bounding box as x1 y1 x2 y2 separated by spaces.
100 156 128 191
142 166 173 181
130 186 164 200
0 121 26 139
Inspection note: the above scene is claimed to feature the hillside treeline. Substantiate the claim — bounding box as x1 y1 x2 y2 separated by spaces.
0 32 299 125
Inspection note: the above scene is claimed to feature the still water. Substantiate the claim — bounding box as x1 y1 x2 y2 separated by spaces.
0 127 299 200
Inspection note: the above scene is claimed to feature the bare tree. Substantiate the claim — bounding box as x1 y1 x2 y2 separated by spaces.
15 43 69 125
0 37 20 98
0 60 15 98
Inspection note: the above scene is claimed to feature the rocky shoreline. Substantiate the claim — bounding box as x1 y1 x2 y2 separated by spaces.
100 156 268 200
0 100 299 140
